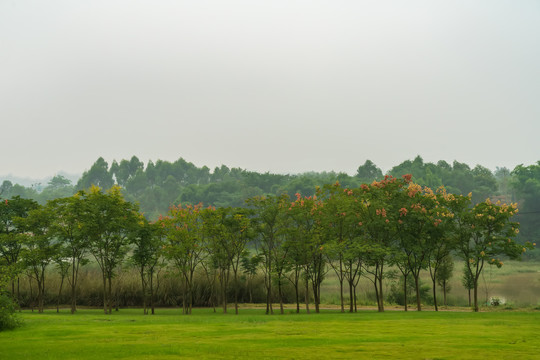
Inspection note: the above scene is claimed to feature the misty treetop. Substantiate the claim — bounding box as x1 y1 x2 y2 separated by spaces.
1 156 539 246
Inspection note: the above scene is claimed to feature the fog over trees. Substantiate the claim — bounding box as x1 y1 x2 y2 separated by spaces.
2 156 538 247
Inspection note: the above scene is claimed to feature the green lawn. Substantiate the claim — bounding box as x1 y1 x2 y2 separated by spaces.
1 308 539 359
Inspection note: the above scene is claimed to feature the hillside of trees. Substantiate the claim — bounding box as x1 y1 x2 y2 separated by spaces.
1 156 539 245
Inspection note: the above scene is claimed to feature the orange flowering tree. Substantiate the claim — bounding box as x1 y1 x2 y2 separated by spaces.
426 187 457 311
358 175 406 312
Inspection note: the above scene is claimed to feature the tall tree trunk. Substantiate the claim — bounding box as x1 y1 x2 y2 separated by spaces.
71 260 77 314
473 282 479 312
278 279 284 314
304 276 310 314
17 277 21 312
312 280 320 313
29 276 34 312
295 275 300 313
432 277 438 312
339 257 344 313
414 275 421 311
182 277 187 315
353 283 358 312
234 272 239 315
266 255 272 315
442 281 447 306
57 274 65 313
348 278 354 313
141 270 147 315
403 275 408 312
108 276 113 314
373 276 380 311
102 273 107 314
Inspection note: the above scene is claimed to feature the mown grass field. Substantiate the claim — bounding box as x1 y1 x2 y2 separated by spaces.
1 308 539 359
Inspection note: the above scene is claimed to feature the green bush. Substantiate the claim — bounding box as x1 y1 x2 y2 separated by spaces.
0 293 20 331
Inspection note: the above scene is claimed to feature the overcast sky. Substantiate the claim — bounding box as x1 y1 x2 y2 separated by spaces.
1 0 539 179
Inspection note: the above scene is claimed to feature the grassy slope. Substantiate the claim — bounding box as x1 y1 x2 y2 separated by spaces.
1 309 539 359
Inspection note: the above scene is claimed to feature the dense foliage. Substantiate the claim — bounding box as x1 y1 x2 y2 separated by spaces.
1 174 534 319
2 156 538 249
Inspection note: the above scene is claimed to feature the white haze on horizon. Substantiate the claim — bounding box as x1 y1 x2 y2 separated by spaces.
1 0 539 178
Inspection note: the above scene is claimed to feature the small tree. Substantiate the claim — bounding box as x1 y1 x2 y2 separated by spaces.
160 204 207 315
84 185 138 314
241 253 261 304
18 204 58 313
436 254 454 307
0 196 38 304
461 263 474 307
49 194 90 314
454 197 532 312
0 263 20 330
130 216 163 315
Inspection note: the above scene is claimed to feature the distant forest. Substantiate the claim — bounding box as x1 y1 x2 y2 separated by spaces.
1 156 539 245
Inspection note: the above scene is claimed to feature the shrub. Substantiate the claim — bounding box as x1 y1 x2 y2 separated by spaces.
0 293 20 331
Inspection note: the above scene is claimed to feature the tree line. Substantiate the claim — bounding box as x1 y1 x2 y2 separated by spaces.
1 175 533 325
2 156 539 249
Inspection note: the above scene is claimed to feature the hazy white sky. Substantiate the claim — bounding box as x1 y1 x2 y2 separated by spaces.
1 0 539 178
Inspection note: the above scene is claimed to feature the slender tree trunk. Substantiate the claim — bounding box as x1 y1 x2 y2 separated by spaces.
189 271 194 315
57 274 65 313
182 276 187 315
353 283 358 312
339 279 344 313
108 276 113 314
234 272 239 315
295 275 300 313
150 272 155 315
473 282 479 312
442 281 447 306
71 260 77 314
278 279 284 314
348 279 354 313
248 276 253 304
102 273 107 314
28 276 34 312
17 277 20 312
374 276 380 311
304 276 310 314
414 275 421 311
266 255 272 315
312 280 320 313
403 275 408 312
378 274 384 312
432 276 438 312
141 270 147 315
339 257 344 313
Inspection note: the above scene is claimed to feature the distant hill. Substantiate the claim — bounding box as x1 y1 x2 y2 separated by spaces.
0 171 80 190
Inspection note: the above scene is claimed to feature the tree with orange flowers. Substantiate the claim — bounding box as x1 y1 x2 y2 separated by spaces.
359 175 406 312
